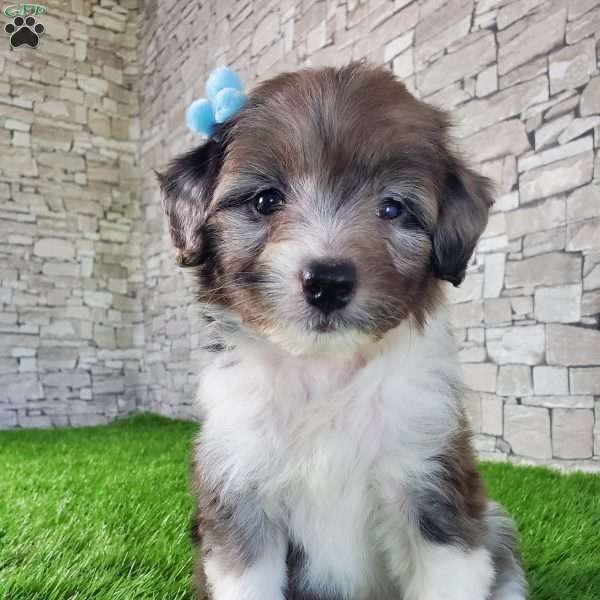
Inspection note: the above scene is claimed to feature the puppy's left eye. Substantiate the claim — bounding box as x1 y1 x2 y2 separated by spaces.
254 189 285 215
377 198 404 220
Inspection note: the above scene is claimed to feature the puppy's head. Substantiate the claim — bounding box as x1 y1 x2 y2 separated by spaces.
159 65 493 354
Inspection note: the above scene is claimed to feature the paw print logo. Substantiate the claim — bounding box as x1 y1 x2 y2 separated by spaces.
4 15 45 48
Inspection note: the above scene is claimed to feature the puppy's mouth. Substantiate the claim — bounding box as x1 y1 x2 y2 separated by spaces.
314 320 338 333
306 312 357 334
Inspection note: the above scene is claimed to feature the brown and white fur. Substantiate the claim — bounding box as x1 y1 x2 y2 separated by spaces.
159 64 527 600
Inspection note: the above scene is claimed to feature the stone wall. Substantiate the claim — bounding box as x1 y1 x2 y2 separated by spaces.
0 0 144 428
138 0 600 469
3 0 599 469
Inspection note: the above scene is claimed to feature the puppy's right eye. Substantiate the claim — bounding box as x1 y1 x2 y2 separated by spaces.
253 189 284 215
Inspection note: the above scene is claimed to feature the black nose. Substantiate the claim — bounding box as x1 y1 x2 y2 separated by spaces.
302 261 356 313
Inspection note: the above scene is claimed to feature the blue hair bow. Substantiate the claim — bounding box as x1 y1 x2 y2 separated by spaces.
186 67 247 137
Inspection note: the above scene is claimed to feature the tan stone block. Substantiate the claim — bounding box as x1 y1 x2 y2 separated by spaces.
522 395 594 409
463 119 530 163
256 39 284 74
416 13 472 70
484 298 512 324
496 0 547 29
33 238 75 260
425 82 471 110
31 124 73 151
506 253 581 289
89 111 110 137
463 362 498 393
559 116 600 145
462 390 482 433
42 371 90 389
535 114 573 150
103 66 123 85
459 345 487 362
567 219 600 252
92 6 127 33
566 184 600 222
392 48 414 79
38 151 85 172
510 296 533 319
450 301 484 329
5 118 31 132
94 324 116 349
372 2 419 45
552 408 594 459
566 6 600 44
547 324 600 366
77 75 109 96
580 76 600 117
505 197 565 240
497 365 533 399
83 290 113 309
42 262 81 278
481 394 503 435
523 227 566 258
448 272 484 304
534 284 582 323
504 404 551 459
498 8 566 75
570 368 600 395
417 32 496 95
483 253 506 299
111 117 129 141
582 290 600 316
454 76 548 138
1 147 37 176
251 11 279 55
42 39 75 59
519 136 593 173
499 56 546 90
533 366 569 395
545 93 579 121
384 30 413 62
487 325 545 365
520 151 594 203
549 38 596 94
567 0 598 20
480 156 517 196
476 64 498 97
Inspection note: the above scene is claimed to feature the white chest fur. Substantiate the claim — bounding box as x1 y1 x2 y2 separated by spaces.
197 313 462 597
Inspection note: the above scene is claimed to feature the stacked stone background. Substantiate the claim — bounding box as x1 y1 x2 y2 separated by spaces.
0 0 144 428
2 0 600 469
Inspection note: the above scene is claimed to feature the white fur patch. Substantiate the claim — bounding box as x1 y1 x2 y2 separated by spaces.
403 544 495 600
196 309 483 598
204 537 287 600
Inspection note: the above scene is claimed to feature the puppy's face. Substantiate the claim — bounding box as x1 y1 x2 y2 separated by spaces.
161 65 492 354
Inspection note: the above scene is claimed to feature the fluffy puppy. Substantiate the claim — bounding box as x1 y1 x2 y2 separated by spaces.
159 64 527 600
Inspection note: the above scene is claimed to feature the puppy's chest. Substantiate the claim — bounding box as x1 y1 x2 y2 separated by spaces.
275 388 390 597
201 349 455 596
227 365 396 594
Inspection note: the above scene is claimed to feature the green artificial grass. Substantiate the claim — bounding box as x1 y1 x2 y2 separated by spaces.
0 415 599 599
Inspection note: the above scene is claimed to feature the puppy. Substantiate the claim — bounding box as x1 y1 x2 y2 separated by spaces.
159 64 527 600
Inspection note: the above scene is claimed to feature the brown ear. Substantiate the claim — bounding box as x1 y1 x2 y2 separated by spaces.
157 139 224 267
432 160 494 287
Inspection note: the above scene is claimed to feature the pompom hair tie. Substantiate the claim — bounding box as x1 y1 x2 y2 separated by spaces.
186 67 247 137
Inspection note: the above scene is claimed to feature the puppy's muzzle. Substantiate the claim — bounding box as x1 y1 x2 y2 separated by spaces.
301 261 356 314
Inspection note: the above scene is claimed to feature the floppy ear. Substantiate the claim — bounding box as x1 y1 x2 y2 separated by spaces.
432 159 494 287
157 139 224 267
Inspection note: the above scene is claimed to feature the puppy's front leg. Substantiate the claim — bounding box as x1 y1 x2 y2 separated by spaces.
191 468 286 600
377 436 502 600
203 535 287 600
403 542 494 600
